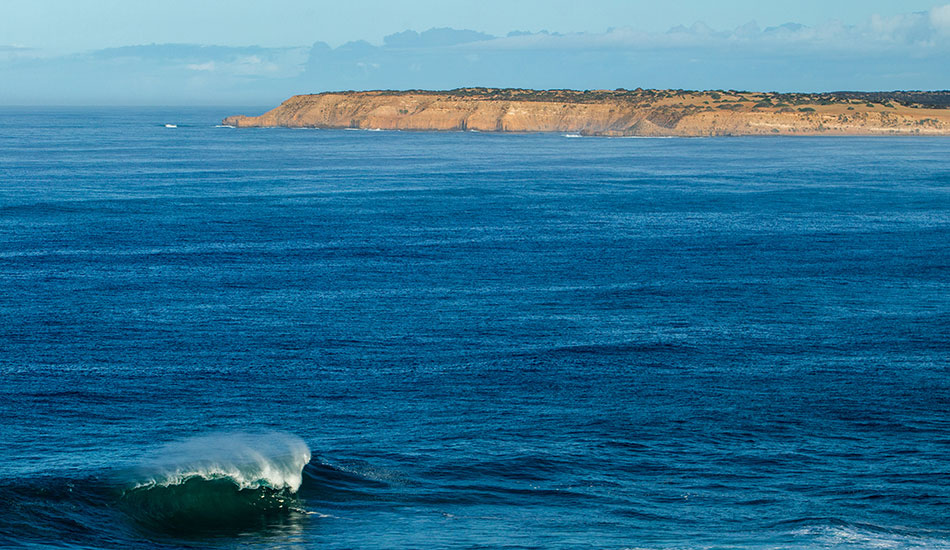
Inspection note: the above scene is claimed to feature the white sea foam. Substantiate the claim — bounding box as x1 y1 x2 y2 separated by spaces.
128 431 311 492
563 134 583 138
791 523 950 549
215 124 236 128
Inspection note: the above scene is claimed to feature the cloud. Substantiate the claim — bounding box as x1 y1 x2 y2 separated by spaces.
87 43 307 76
932 4 950 33
383 27 494 48
1 7 948 105
187 61 216 71
0 44 39 61
0 43 308 104
462 10 949 54
296 11 949 93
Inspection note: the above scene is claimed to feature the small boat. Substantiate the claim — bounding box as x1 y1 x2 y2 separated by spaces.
164 124 177 128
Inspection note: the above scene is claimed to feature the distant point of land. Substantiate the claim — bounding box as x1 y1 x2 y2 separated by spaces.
224 88 950 136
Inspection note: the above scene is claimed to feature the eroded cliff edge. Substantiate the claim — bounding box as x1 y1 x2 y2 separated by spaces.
223 88 950 136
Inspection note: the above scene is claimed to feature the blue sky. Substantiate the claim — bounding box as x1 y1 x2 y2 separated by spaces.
2 1 948 104
2 0 945 51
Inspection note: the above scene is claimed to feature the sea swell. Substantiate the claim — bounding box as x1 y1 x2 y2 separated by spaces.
0 432 313 543
4 435 950 549
117 432 311 532
119 477 303 533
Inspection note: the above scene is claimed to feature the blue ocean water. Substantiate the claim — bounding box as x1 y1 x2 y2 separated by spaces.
0 107 949 549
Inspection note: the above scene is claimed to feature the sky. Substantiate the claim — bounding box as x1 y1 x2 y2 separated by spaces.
1 0 948 105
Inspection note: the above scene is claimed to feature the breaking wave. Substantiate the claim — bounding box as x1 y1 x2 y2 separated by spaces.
117 432 311 532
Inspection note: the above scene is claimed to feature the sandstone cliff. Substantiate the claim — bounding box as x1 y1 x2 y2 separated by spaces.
223 89 950 137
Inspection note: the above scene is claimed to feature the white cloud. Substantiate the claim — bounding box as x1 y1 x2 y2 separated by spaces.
186 61 215 71
0 44 40 60
932 4 950 33
2 6 947 105
463 9 949 54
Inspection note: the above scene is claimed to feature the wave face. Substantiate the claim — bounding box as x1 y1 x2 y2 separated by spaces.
117 432 311 532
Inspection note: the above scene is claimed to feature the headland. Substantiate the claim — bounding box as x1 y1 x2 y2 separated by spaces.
224 88 950 136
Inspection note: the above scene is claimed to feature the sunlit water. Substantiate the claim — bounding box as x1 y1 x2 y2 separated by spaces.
1 107 949 549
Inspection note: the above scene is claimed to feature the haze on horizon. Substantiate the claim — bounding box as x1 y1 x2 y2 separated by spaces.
2 0 949 105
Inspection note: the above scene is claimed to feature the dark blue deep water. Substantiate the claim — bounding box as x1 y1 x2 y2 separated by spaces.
1 107 949 549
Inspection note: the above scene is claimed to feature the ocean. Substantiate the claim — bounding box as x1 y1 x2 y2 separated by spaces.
1 107 948 549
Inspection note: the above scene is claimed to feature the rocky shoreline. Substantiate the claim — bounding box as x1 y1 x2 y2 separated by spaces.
224 88 950 136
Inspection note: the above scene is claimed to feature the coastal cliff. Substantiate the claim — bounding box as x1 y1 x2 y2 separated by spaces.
223 88 950 136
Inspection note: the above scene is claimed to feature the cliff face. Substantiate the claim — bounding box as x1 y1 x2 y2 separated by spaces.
223 89 950 136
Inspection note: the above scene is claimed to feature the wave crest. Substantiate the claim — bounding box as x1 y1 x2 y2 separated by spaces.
118 432 311 531
126 431 310 491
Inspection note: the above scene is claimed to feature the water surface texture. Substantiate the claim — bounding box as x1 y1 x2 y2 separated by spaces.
1 108 949 549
